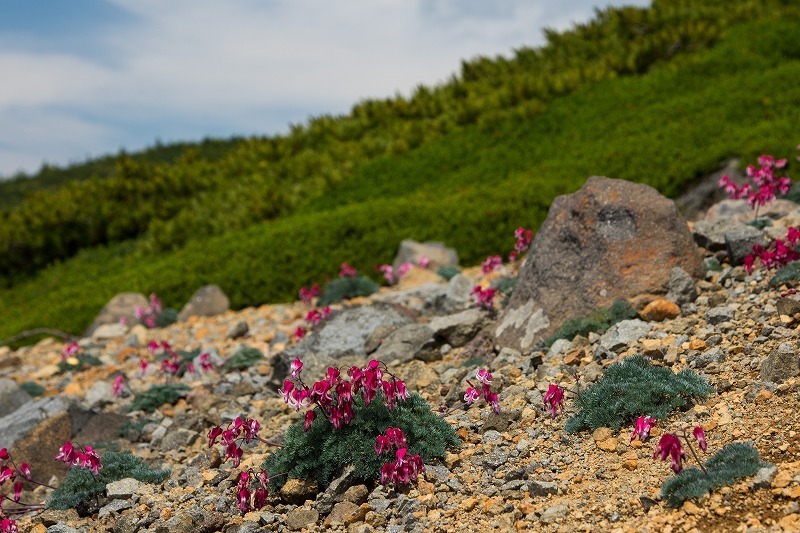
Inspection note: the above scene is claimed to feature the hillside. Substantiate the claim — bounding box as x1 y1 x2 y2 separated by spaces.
2 0 800 342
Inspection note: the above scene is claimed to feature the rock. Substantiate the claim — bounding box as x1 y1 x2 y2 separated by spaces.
158 428 199 451
529 480 559 497
227 320 249 339
705 306 735 325
0 378 32 418
317 465 357 514
92 322 129 340
640 300 680 322
693 219 737 252
271 304 412 385
705 198 799 223
760 342 800 383
342 485 369 504
325 501 367 527
428 308 488 347
666 267 698 305
106 478 143 499
776 295 800 317
178 285 229 321
45 524 81 533
392 239 459 272
399 360 439 394
438 274 475 313
725 225 768 265
281 478 320 505
85 380 115 408
496 176 702 352
540 503 570 525
84 292 148 337
0 395 89 451
599 319 652 352
689 347 726 369
285 507 319 531
73 412 129 445
371 324 435 364
751 465 778 489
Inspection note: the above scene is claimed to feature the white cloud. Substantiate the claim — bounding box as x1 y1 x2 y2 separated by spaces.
0 0 650 176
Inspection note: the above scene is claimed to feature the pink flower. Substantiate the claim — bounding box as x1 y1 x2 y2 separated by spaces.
1 518 18 533
417 256 430 269
112 375 125 397
339 262 358 278
654 433 687 473
0 465 14 484
397 262 413 278
471 286 497 310
55 441 75 463
630 416 657 442
0 448 8 460
543 384 565 418
693 426 707 452
481 255 502 275
207 426 223 447
12 481 22 502
18 462 31 480
304 410 317 431
199 352 215 372
378 264 396 285
294 327 306 342
475 369 492 386
290 357 303 378
299 284 320 305
463 386 481 404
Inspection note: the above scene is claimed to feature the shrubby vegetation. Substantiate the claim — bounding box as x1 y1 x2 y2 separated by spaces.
1 1 800 341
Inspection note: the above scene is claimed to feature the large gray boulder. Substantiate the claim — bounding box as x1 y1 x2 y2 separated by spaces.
178 285 230 321
84 292 148 337
0 378 32 418
495 176 703 353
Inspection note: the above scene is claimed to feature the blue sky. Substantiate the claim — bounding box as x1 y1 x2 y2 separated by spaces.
0 0 650 177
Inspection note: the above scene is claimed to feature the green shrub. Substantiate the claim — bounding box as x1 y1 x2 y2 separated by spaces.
661 442 770 507
155 308 178 328
564 355 714 433
129 383 191 413
545 300 638 347
261 393 459 491
437 266 461 281
222 346 264 370
491 276 518 299
769 261 800 286
46 451 169 513
19 381 45 397
318 276 380 306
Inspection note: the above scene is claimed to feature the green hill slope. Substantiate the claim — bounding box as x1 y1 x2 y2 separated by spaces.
1 0 800 342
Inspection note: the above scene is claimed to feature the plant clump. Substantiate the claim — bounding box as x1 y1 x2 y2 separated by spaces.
564 355 714 433
317 276 380 306
129 383 191 413
46 450 169 512
222 347 265 371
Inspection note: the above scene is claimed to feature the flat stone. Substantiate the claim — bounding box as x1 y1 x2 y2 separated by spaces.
98 498 133 518
106 478 143 499
760 342 800 383
325 501 367 527
92 322 129 340
281 478 319 505
285 507 319 531
640 299 680 322
0 378 32 418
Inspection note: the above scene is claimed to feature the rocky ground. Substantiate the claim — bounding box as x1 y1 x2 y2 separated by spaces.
2 200 800 533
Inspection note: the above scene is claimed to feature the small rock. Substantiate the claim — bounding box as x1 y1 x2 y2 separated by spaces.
529 480 559 497
285 507 319 531
92 322 129 340
99 498 133 518
760 342 800 383
106 478 143 499
751 465 778 489
281 478 320 505
325 501 367 527
705 306 735 325
178 285 230 321
342 485 369 504
227 320 249 339
640 299 680 322
540 503 569 525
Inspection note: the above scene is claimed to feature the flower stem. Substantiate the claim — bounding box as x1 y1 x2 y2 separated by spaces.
681 432 709 475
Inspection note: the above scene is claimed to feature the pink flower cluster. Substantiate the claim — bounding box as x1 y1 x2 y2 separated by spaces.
509 227 533 262
54 441 102 476
719 154 791 212
134 293 163 329
653 426 706 474
305 306 331 326
630 415 657 442
299 284 320 306
339 262 358 278
112 375 126 397
375 428 424 487
471 286 497 311
417 255 430 269
61 341 80 362
208 416 264 468
235 469 270 514
0 448 30 508
145 341 214 381
463 369 500 414
744 226 800 274
280 358 410 431
543 384 565 418
0 519 16 533
481 255 502 275
377 263 412 285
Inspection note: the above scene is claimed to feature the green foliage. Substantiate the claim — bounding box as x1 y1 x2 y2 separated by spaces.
58 353 103 373
436 266 461 281
769 261 800 286
661 442 770 507
261 394 460 491
3 7 800 341
545 300 638 347
317 276 380 306
129 383 191 413
222 347 264 370
564 355 714 433
19 381 45 397
703 257 723 272
46 450 169 511
155 308 178 328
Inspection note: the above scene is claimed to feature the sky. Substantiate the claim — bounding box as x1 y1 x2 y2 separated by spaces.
0 0 651 178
